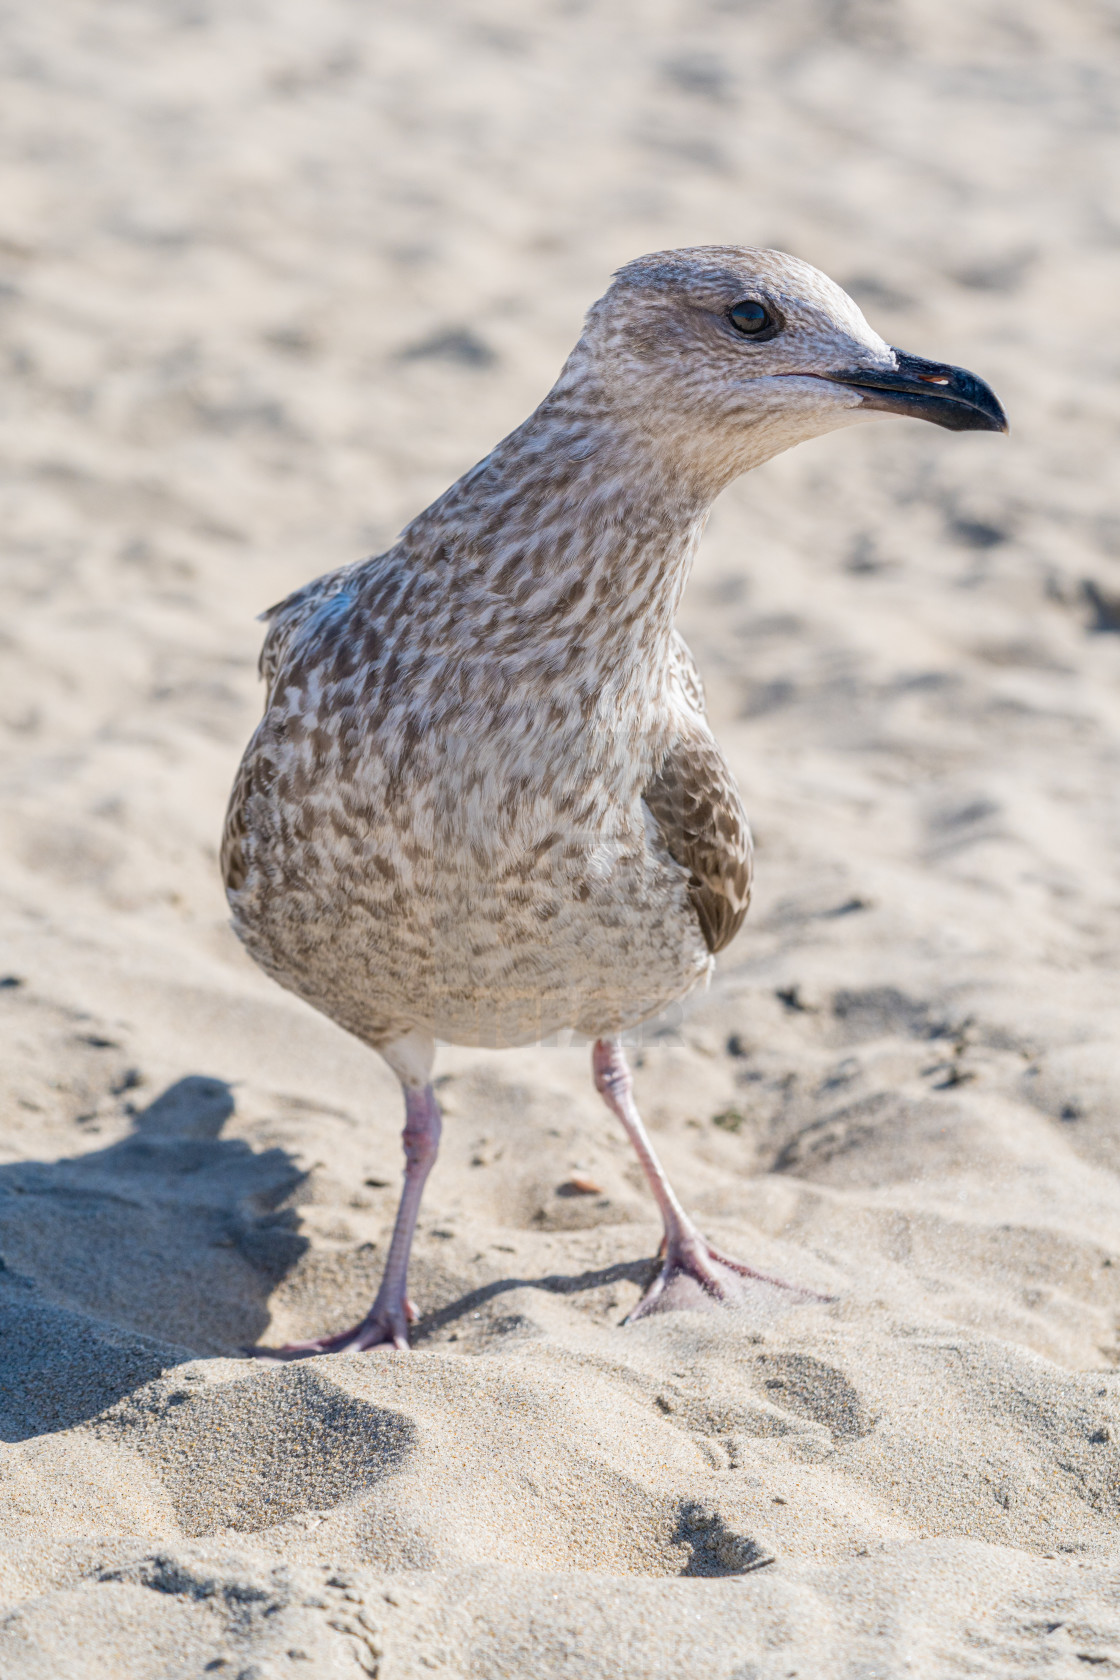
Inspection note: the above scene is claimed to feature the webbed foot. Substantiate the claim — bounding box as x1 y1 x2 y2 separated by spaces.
626 1232 830 1323
249 1296 418 1359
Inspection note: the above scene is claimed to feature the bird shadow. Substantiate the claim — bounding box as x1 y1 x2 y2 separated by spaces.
0 1075 312 1440
411 1256 656 1342
0 1079 668 1442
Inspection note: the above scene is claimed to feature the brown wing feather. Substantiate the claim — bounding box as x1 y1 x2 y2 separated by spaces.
257 563 356 701
220 753 253 893
643 730 753 954
223 564 356 893
221 736 277 894
644 635 752 955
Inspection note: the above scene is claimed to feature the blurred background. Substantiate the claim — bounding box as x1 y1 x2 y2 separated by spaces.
2 0 1120 1343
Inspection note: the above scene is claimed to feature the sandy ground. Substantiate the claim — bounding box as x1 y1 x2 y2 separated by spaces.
2 1 1120 1674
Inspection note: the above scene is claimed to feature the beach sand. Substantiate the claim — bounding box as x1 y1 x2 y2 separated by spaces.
2 2 1120 1674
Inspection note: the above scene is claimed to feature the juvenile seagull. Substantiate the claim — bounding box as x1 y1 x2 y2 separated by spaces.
224 246 1006 1356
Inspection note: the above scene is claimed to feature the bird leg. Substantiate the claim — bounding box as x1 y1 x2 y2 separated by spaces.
591 1038 825 1322
253 1080 442 1359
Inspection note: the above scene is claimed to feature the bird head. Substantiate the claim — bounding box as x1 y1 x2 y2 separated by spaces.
567 246 1007 489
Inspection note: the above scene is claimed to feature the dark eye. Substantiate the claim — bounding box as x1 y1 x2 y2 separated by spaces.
728 299 775 337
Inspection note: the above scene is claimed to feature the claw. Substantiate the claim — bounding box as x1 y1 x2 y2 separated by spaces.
248 1077 441 1361
624 1234 831 1324
249 1303 412 1360
591 1041 829 1329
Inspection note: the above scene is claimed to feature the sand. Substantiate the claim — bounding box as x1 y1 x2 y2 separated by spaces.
2 0 1120 1674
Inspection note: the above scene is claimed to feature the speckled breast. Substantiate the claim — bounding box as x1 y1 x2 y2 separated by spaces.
224 746 711 1050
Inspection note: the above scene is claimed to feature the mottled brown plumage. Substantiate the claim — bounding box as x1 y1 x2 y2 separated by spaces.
224 246 1005 1355
644 638 752 954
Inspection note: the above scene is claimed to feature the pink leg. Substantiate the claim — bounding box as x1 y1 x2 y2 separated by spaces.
592 1039 828 1322
253 1081 441 1359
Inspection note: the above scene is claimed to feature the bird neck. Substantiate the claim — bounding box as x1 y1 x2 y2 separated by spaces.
400 396 717 676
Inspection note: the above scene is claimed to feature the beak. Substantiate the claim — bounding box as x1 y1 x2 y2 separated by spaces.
826 350 1008 434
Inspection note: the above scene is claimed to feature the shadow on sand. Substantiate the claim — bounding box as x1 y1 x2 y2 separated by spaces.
0 1076 659 1438
411 1257 656 1346
0 1075 310 1439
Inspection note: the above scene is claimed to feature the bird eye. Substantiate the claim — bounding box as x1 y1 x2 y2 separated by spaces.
728 299 775 337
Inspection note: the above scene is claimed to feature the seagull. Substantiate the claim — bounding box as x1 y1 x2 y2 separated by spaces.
223 246 1006 1357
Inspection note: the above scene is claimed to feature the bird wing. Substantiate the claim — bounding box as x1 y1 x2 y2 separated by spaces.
222 563 359 894
256 563 358 702
220 748 258 893
642 634 753 955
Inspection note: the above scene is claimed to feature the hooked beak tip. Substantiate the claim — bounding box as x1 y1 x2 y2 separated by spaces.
829 350 1008 435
